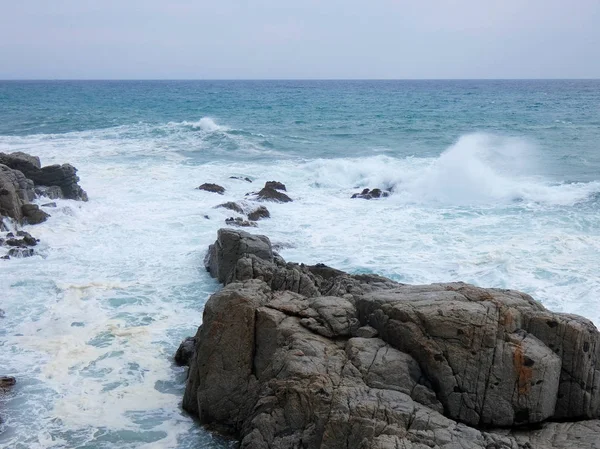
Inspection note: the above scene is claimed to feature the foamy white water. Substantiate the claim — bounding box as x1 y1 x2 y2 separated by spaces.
1 121 599 448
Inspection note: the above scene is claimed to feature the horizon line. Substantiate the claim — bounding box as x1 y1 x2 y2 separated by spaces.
1 78 599 82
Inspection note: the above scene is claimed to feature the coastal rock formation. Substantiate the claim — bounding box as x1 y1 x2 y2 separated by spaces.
198 183 225 195
175 337 196 367
225 217 257 228
217 201 245 214
182 229 600 448
0 152 88 201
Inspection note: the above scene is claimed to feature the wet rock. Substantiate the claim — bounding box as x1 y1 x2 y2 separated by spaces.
351 187 390 199
225 217 257 228
254 187 292 203
264 181 286 191
230 176 252 183
175 336 197 367
21 204 50 224
35 186 64 200
0 376 16 389
216 202 244 214
197 183 225 195
0 255 9 260
41 202 57 208
17 231 38 246
247 206 270 221
8 248 34 258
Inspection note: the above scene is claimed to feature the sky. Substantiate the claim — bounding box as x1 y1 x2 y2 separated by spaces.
0 0 599 79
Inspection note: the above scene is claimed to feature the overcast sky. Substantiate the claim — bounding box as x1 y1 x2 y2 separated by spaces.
1 0 599 79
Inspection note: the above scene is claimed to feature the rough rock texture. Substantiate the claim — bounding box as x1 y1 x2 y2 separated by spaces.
35 185 64 200
183 229 600 448
0 153 88 201
0 164 31 221
198 183 225 195
247 206 270 221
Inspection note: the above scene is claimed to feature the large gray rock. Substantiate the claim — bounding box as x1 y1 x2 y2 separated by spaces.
0 164 33 222
183 230 600 448
0 153 87 201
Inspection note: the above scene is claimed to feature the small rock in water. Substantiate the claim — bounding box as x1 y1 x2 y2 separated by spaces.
0 255 9 260
216 202 244 214
247 206 270 221
351 188 390 199
225 217 257 228
16 231 38 246
0 376 16 389
264 181 286 191
174 336 197 367
8 248 34 258
204 215 210 220
254 187 292 203
41 202 57 208
197 183 225 195
230 176 252 183
21 204 50 224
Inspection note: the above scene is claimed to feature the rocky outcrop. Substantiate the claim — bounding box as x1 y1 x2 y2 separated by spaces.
198 183 225 195
175 337 197 367
253 187 292 203
0 153 88 201
182 229 600 448
0 164 33 222
217 201 245 214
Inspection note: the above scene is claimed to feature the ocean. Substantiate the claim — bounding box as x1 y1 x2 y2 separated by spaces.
0 80 599 448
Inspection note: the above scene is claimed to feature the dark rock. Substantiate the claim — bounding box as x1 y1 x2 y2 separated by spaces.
0 164 32 221
216 202 244 214
8 248 34 258
16 231 38 246
264 181 286 191
6 232 14 238
35 186 64 200
204 215 210 220
254 187 292 203
0 153 87 201
183 229 600 449
247 206 270 221
21 204 50 224
175 337 197 367
0 376 16 389
197 183 225 195
0 255 9 260
225 217 257 228
230 176 253 183
41 202 57 208
351 187 390 199
5 238 27 247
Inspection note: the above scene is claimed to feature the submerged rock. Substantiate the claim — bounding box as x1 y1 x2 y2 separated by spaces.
183 228 600 449
35 185 64 200
225 217 257 228
197 183 225 195
230 176 253 183
351 187 390 199
8 248 34 258
216 201 244 214
0 376 16 389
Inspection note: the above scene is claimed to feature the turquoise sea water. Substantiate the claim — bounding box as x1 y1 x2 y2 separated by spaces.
0 80 599 448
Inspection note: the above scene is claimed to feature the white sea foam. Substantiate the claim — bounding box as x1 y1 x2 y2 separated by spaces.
0 129 599 447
